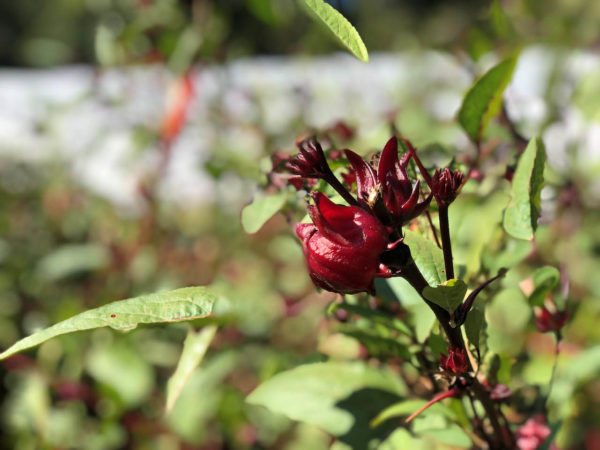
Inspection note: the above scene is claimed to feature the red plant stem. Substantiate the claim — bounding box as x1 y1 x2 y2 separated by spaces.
438 205 454 280
405 388 459 423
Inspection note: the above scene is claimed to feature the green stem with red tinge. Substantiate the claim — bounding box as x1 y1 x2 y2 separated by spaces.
405 388 460 423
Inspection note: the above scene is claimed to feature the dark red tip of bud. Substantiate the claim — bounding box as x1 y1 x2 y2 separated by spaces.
285 138 332 179
431 168 464 206
295 192 388 295
534 306 568 333
517 416 551 450
440 346 469 376
378 137 431 223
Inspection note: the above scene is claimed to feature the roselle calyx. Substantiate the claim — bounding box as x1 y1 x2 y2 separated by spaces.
431 167 464 206
345 137 431 225
285 137 331 179
534 306 568 333
440 346 469 376
295 192 388 295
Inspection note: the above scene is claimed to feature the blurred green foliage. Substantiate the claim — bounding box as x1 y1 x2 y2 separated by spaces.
1 0 600 449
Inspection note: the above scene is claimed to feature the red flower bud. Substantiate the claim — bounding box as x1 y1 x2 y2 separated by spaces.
379 137 432 222
345 138 431 223
440 346 469 376
534 306 568 333
516 416 551 450
431 168 464 206
295 192 388 294
285 138 332 179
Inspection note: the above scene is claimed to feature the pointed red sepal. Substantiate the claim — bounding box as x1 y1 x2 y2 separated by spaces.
345 149 377 204
405 388 460 423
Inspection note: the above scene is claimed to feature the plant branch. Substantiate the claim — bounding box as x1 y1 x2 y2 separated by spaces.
438 205 454 280
397 247 515 449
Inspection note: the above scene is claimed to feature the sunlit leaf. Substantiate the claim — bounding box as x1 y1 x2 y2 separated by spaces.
166 325 218 414
404 230 446 287
241 192 287 234
422 279 468 314
0 287 216 360
503 137 546 240
303 0 369 62
247 361 404 443
458 55 518 142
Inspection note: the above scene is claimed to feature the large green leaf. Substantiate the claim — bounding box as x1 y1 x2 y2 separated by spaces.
503 137 546 240
458 55 518 142
404 230 446 287
422 279 468 314
166 325 218 414
0 287 216 360
374 278 435 343
303 0 369 62
247 361 404 446
241 192 287 234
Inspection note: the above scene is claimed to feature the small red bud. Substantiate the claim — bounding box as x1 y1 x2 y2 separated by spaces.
431 168 464 206
534 306 568 333
440 346 469 376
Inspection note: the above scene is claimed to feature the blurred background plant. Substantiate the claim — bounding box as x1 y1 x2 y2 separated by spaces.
0 0 599 449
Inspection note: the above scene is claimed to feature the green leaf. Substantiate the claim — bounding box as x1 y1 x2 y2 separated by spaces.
404 230 446 287
458 55 518 142
0 287 216 360
338 327 411 360
166 325 218 414
247 361 404 445
334 302 411 336
371 399 455 427
374 278 435 342
86 340 154 407
241 192 287 234
529 266 560 306
303 0 369 63
411 302 436 344
464 300 484 349
503 137 546 240
422 279 468 314
418 425 473 448
36 244 110 281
